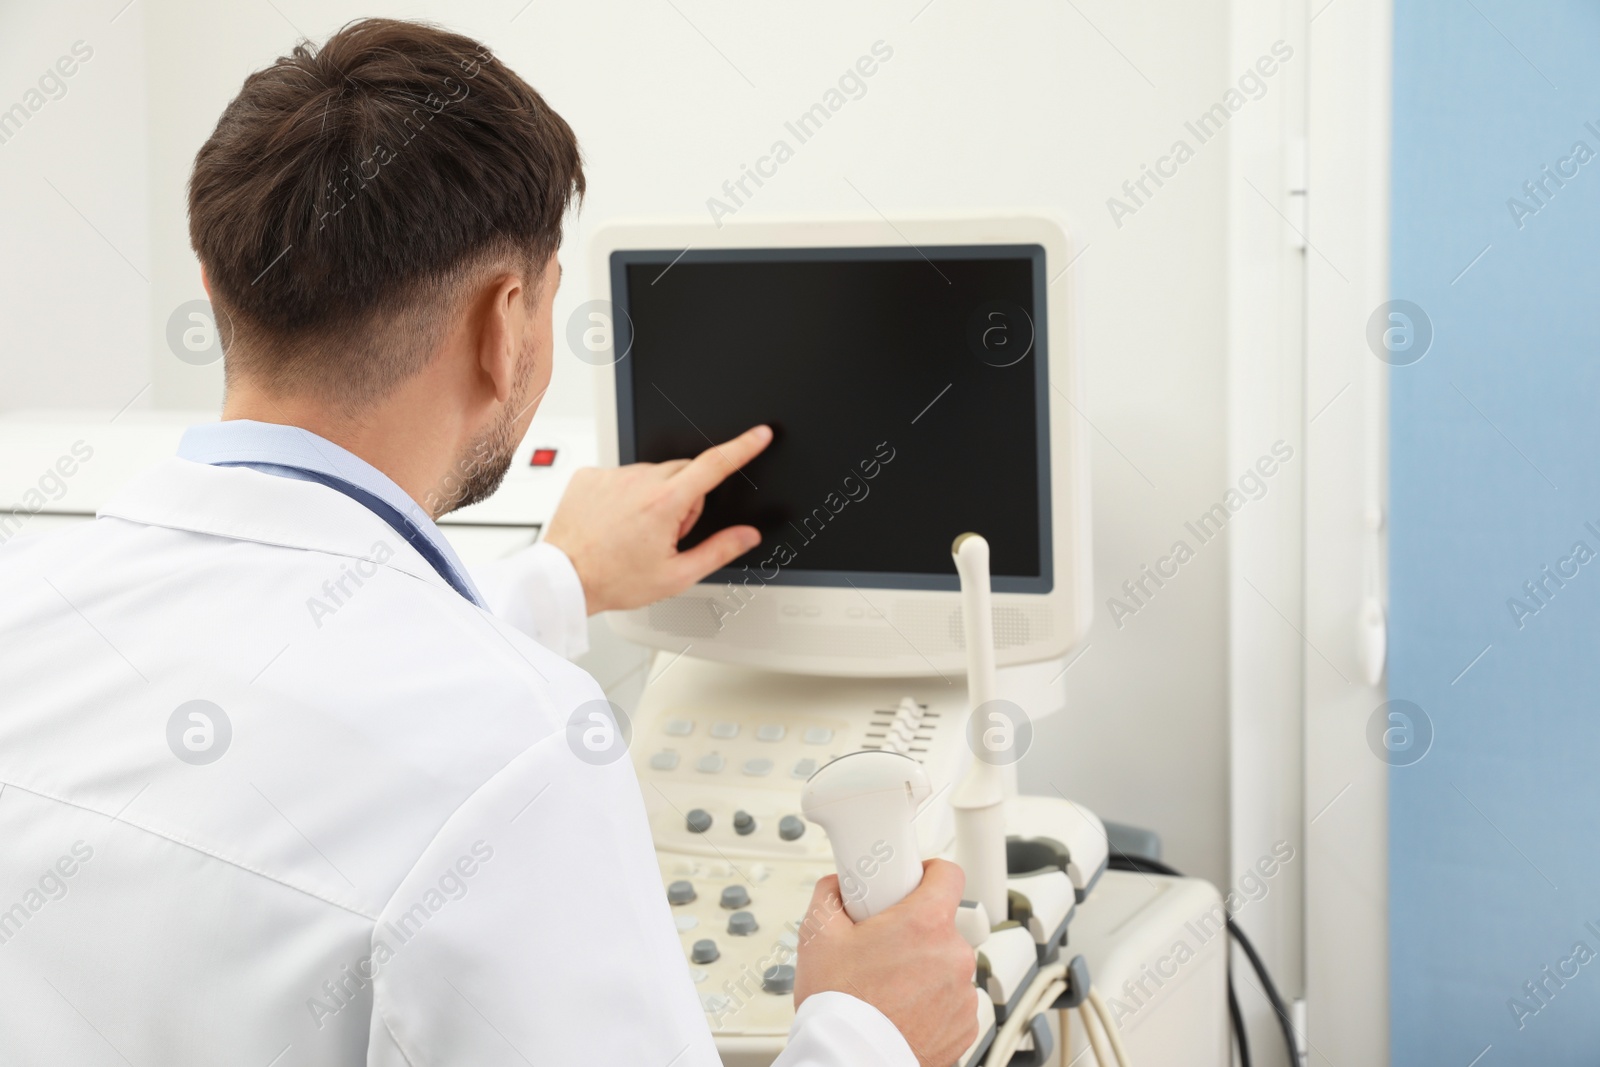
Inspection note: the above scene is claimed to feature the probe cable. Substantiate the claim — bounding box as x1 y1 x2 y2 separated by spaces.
981 966 1135 1066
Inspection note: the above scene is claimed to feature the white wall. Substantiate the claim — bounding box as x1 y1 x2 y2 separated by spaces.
12 0 1241 894
0 0 150 416
1225 1 1310 1057
1304 0 1391 1062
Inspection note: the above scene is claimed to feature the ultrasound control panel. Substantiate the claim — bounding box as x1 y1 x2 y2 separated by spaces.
637 692 958 867
631 657 1055 1067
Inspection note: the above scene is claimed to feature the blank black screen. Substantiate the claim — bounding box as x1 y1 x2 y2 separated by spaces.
613 246 1050 591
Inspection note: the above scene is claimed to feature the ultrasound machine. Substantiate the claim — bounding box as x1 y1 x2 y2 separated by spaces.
587 218 1231 1067
0 217 1232 1067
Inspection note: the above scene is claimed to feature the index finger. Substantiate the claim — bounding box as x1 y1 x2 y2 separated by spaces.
671 425 773 498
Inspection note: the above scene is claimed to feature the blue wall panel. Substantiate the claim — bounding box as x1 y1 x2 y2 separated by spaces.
1391 2 1600 1063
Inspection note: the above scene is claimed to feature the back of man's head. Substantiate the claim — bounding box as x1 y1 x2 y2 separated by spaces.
189 18 584 409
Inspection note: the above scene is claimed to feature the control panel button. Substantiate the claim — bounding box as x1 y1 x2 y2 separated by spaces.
649 750 679 771
675 915 699 933
733 810 756 836
709 721 740 739
667 880 697 905
691 939 720 964
742 758 774 777
791 758 818 779
686 809 713 833
689 967 708 984
755 724 786 742
530 448 558 467
720 885 750 909
728 911 759 936
803 727 834 745
696 753 725 774
665 719 694 736
762 964 796 995
778 815 806 841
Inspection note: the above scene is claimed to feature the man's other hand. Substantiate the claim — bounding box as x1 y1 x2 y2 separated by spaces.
794 859 980 1067
544 424 772 615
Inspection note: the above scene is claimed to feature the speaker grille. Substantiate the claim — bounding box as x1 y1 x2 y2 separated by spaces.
647 597 722 637
943 605 1037 648
896 603 1047 652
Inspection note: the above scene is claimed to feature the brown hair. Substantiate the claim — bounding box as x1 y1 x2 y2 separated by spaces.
188 18 584 406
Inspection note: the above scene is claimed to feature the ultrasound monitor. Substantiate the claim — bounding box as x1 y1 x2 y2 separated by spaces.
590 218 1090 676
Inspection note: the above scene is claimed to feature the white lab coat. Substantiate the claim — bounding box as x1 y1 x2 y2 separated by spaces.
0 457 915 1066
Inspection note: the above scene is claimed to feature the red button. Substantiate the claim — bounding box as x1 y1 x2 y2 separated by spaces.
530 448 558 467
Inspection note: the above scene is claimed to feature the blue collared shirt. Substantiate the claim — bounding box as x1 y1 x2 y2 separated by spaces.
177 419 487 608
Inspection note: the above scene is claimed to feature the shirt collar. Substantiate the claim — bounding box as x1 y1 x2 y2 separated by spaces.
176 419 486 607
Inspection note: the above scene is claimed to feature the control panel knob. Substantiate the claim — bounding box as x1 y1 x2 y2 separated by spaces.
778 815 806 841
720 885 750 909
762 964 796 995
727 910 759 935
691 939 720 964
686 809 713 833
733 810 756 835
666 880 696 905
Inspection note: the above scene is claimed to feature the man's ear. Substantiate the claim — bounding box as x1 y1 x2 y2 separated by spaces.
478 272 527 404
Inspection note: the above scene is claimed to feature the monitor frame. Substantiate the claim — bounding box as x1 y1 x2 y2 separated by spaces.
589 216 1091 677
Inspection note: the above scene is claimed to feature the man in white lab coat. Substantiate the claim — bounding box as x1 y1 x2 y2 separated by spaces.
0 17 976 1067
